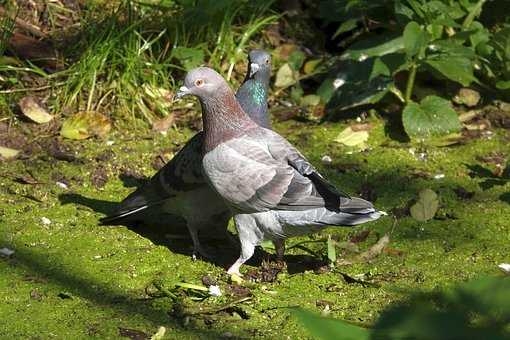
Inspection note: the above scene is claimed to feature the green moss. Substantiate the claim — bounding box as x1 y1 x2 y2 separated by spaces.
0 119 509 338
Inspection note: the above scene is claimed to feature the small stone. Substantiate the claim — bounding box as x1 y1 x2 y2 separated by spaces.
208 285 222 297
41 217 51 225
433 174 445 179
321 155 332 164
56 181 68 190
0 247 15 256
453 88 480 107
498 263 510 274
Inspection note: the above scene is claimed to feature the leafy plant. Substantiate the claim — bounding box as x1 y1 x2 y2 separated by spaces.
293 277 510 339
317 0 505 140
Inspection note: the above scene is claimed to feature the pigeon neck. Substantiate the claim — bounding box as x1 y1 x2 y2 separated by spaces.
201 90 256 153
237 76 271 129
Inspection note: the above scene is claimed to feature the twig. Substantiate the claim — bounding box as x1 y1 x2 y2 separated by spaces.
0 82 66 94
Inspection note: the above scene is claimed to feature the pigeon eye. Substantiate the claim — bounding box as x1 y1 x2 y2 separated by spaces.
195 79 204 87
265 59 270 64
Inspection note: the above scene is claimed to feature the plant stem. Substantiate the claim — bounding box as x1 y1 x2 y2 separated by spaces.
405 64 417 103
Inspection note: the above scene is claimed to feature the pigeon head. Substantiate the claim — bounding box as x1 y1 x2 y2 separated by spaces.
176 67 231 101
247 49 271 78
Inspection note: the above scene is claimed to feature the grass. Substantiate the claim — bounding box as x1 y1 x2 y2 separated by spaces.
45 0 277 124
0 116 509 338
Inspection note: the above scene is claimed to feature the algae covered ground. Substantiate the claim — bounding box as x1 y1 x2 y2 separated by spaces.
1 117 509 339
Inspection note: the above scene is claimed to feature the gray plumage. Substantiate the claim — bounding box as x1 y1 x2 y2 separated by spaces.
177 67 383 275
100 50 273 258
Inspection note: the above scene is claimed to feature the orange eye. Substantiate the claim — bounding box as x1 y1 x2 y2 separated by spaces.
195 79 204 87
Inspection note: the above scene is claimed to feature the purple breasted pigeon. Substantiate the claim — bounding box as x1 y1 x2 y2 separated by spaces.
176 67 383 275
100 50 273 259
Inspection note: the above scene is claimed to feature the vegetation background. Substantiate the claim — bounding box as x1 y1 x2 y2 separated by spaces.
1 0 510 339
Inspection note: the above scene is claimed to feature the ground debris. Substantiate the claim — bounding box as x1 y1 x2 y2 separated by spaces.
337 234 390 266
91 166 108 188
118 327 149 340
245 260 284 283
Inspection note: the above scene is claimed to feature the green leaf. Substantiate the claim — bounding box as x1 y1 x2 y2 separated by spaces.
410 189 439 222
496 81 510 90
172 47 205 70
403 21 427 58
0 146 20 160
327 235 336 265
317 78 335 103
369 58 390 81
288 50 306 71
292 308 370 340
334 126 369 149
291 85 304 102
274 63 297 88
300 94 321 107
426 57 476 86
303 59 321 75
61 111 111 140
333 19 358 38
341 35 404 61
402 95 461 139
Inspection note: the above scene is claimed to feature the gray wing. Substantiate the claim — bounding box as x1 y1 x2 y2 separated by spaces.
100 132 206 224
204 128 373 214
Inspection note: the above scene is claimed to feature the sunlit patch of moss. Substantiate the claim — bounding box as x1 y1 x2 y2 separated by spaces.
0 119 509 338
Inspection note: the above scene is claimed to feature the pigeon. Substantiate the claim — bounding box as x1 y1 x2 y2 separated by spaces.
176 67 383 275
100 50 273 258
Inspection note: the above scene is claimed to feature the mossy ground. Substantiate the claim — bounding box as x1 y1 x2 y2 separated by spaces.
1 117 509 339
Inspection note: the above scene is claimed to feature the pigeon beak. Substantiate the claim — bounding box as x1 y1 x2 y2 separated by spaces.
249 63 260 77
176 86 191 99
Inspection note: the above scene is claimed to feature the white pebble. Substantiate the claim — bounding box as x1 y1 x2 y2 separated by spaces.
41 217 51 225
0 247 14 256
106 140 115 146
321 155 332 164
333 77 346 89
208 285 222 297
56 181 68 190
498 263 510 274
433 174 445 179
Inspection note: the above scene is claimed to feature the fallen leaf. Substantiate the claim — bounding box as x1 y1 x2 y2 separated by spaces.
60 111 111 140
150 327 166 340
410 189 439 222
334 126 369 149
327 235 336 265
303 59 321 74
0 146 20 159
19 96 53 124
300 94 321 107
358 234 390 262
118 327 149 340
349 230 370 244
453 88 480 107
275 63 297 88
151 115 174 135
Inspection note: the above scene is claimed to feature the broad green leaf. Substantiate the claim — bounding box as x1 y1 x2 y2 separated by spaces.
334 126 369 149
496 81 510 90
426 23 443 40
341 35 404 61
19 96 53 124
61 111 111 140
288 50 306 71
410 189 439 222
291 85 304 102
333 18 358 38
300 94 321 107
403 21 427 58
0 146 20 159
402 96 461 139
426 57 476 86
303 59 321 74
317 78 335 103
369 58 390 81
292 308 370 340
274 63 297 88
